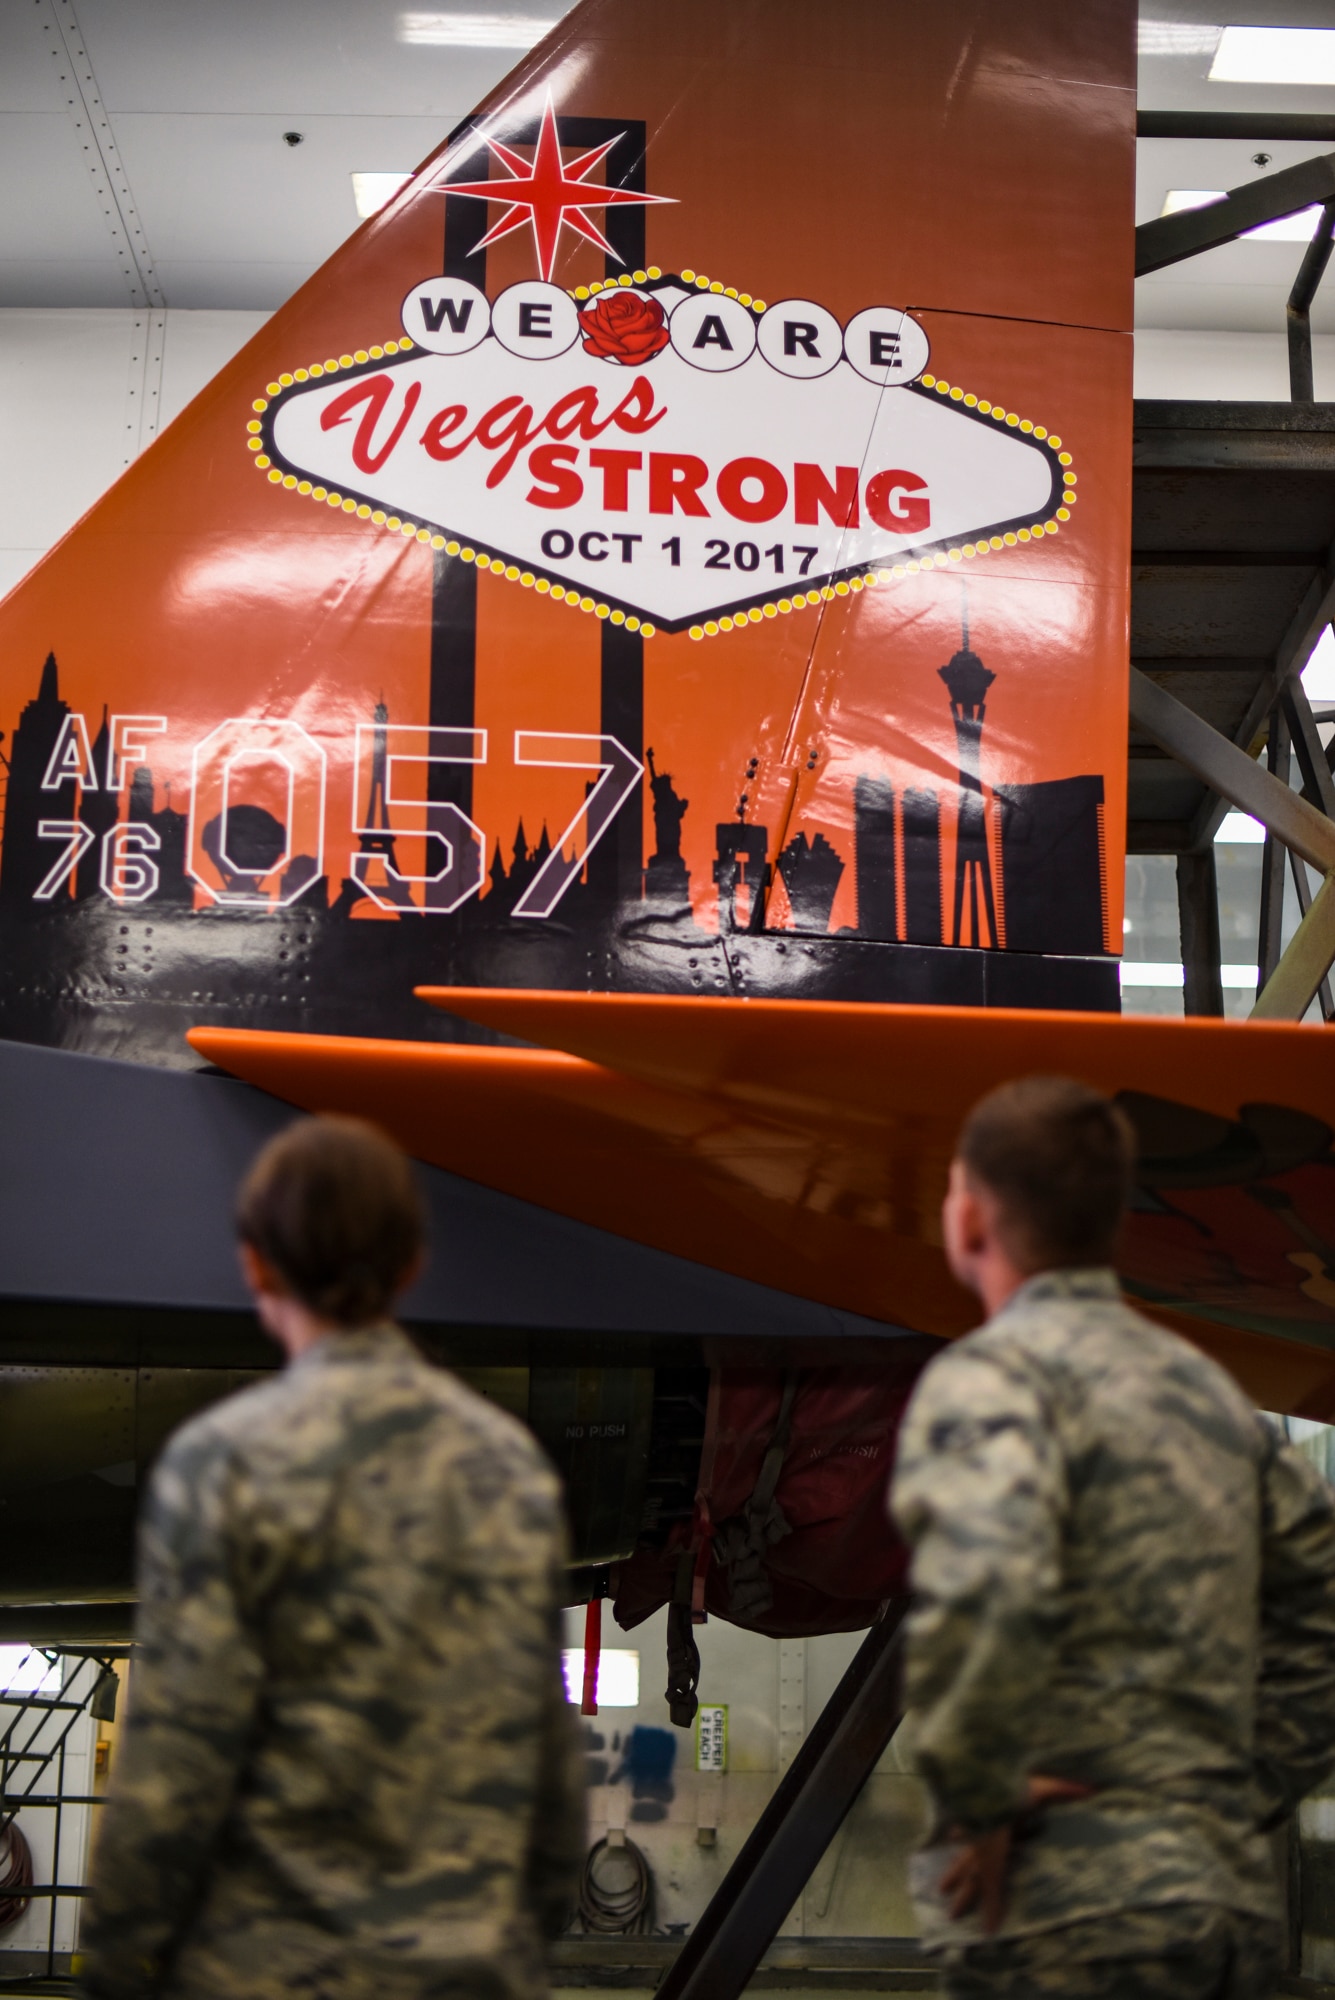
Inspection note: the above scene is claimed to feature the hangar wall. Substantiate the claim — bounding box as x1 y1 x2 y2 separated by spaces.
0 308 266 599
558 1608 926 1945
1133 330 1335 401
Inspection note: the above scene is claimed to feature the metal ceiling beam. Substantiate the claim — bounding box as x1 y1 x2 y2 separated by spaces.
1136 152 1335 277
1138 112 1335 143
1132 657 1272 678
39 0 166 462
39 0 163 312
1135 412 1335 474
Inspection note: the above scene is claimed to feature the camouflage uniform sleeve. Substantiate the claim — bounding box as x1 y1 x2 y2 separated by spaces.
525 1555 587 1935
80 1418 266 2000
889 1342 1065 1832
1253 1421 1335 1828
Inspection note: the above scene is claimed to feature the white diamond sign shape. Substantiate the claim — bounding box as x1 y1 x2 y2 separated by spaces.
258 284 1066 633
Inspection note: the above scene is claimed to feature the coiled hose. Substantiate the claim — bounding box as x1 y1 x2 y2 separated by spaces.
577 1834 653 1935
0 1821 33 1929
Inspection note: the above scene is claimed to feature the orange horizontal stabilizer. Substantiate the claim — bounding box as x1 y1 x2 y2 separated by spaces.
415 988 1335 1130
188 1021 966 1339
193 995 1335 1416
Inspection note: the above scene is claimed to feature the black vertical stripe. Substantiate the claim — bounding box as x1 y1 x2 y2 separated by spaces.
427 144 491 816
427 118 649 889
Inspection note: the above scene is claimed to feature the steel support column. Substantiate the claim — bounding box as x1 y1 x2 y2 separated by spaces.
1259 711 1292 989
1289 202 1335 403
656 1605 907 2000
1177 851 1224 1017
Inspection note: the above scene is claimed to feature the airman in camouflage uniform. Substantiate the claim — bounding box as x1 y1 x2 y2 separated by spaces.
81 1329 583 2000
81 1116 584 2000
890 1080 1335 1999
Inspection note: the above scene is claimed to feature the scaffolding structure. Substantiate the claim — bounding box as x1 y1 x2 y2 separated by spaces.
0 1648 124 1989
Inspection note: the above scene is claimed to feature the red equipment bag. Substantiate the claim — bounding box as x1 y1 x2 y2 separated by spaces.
614 1355 929 1646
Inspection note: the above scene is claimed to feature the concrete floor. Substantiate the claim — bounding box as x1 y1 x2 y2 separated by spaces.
550 1927 936 1992
554 1990 938 1997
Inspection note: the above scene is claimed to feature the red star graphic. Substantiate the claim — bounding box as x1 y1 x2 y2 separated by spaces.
442 93 673 282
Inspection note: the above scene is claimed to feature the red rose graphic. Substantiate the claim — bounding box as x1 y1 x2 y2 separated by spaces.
579 290 670 364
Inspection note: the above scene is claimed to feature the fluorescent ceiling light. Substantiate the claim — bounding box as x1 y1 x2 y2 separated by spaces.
1160 188 1325 242
1119 962 1258 987
1231 206 1323 243
563 1647 640 1706
1138 21 1222 56
352 171 412 219
1210 24 1335 84
1161 187 1228 215
400 11 558 46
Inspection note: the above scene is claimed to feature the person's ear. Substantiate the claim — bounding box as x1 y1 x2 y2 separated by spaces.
957 1179 990 1260
942 1158 982 1285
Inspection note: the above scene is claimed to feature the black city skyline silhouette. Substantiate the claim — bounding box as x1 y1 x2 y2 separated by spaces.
0 635 1107 958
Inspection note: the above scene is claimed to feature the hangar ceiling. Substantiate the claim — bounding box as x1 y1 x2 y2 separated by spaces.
1138 0 1335 330
0 0 563 309
0 0 1334 327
